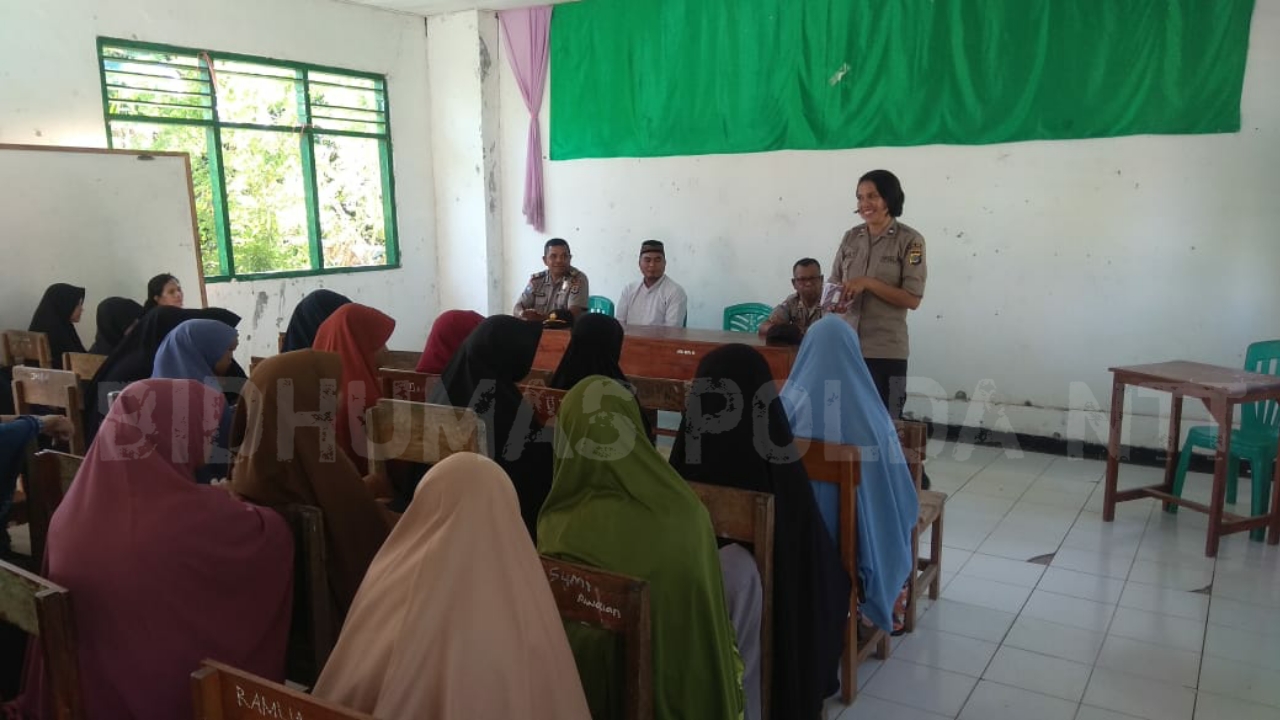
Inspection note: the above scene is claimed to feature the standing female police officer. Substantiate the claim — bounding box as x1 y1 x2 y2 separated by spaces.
828 170 927 436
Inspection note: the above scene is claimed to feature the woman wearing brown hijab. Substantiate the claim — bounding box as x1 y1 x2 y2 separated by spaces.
229 349 392 622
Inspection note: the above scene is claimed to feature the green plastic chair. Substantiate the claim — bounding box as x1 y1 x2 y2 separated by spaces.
1167 339 1280 541
723 303 772 333
588 296 615 317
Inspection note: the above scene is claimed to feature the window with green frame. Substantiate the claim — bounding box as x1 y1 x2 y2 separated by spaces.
98 38 400 281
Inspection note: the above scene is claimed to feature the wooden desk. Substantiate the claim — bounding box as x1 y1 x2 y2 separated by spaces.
534 326 796 381
382 350 421 371
1103 361 1280 556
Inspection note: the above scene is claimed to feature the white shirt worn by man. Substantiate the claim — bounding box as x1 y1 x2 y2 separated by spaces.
616 275 688 327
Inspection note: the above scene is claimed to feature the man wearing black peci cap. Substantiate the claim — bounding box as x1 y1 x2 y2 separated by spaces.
616 240 688 327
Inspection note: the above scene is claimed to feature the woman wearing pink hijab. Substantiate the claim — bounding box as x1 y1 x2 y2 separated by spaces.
314 453 590 720
25 379 294 719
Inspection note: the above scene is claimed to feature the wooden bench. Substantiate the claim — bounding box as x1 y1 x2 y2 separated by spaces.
541 556 652 720
797 439 888 705
61 353 106 382
687 482 775 720
276 505 335 690
12 366 86 454
628 375 690 414
380 350 421 371
191 659 374 720
895 421 945 633
27 451 82 566
0 559 84 720
379 369 663 438
525 370 671 428
519 384 568 426
378 368 440 403
365 399 488 484
2 330 52 369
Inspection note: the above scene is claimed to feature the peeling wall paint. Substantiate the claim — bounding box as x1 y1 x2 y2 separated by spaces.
497 1 1280 448
206 272 439 360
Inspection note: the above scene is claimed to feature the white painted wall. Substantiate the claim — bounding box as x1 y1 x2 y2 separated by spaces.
0 0 438 360
427 10 506 315
0 148 205 347
499 0 1280 449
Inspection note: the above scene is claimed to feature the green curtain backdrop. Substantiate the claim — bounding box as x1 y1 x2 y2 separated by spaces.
550 0 1255 160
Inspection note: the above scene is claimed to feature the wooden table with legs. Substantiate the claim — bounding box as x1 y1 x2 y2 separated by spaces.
1103 361 1280 557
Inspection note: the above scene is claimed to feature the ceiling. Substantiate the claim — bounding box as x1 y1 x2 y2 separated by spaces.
341 0 577 16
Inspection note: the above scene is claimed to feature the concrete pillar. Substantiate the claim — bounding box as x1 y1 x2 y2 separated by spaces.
427 10 505 315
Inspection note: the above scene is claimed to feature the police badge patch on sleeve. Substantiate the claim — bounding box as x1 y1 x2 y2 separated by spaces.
907 247 923 266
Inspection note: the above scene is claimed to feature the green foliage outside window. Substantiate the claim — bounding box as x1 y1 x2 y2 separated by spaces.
99 38 399 280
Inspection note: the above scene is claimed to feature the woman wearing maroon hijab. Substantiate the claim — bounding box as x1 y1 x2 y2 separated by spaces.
22 379 293 719
416 310 484 374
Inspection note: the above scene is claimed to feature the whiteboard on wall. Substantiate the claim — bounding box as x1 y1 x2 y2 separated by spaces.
0 144 207 347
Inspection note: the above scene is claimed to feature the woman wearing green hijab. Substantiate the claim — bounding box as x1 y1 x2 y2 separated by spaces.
537 376 745 720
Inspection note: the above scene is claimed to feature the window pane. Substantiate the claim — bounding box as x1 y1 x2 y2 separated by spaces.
220 129 310 273
313 135 388 268
308 72 377 91
103 55 213 122
109 121 222 277
309 79 385 135
213 60 300 127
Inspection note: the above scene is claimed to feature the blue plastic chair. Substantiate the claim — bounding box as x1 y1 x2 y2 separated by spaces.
1167 339 1280 540
723 303 772 333
588 296 615 317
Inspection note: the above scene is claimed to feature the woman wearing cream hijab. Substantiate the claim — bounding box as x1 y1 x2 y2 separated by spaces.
312 452 590 720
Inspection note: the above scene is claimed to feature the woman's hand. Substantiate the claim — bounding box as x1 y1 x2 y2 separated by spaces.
38 415 74 442
841 277 870 302
210 478 242 500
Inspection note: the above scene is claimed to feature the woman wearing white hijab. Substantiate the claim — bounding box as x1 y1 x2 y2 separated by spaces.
313 452 590 720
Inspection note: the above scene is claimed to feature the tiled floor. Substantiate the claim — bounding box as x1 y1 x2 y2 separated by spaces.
824 441 1280 720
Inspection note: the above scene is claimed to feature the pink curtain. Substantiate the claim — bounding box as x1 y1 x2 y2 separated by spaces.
500 6 552 232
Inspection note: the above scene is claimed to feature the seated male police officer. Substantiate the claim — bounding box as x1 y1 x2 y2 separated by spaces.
513 238 590 322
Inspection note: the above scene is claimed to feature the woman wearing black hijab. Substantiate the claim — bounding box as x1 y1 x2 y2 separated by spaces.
548 313 654 441
88 297 145 356
548 313 627 390
283 289 351 352
82 306 242 443
669 344 852 720
428 316 552 537
28 283 87 368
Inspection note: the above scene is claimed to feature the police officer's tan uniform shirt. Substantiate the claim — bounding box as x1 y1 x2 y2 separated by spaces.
513 266 590 316
828 220 927 360
767 293 824 333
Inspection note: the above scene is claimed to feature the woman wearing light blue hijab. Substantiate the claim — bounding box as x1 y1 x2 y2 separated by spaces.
153 319 240 482
780 315 917 634
153 319 239 384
